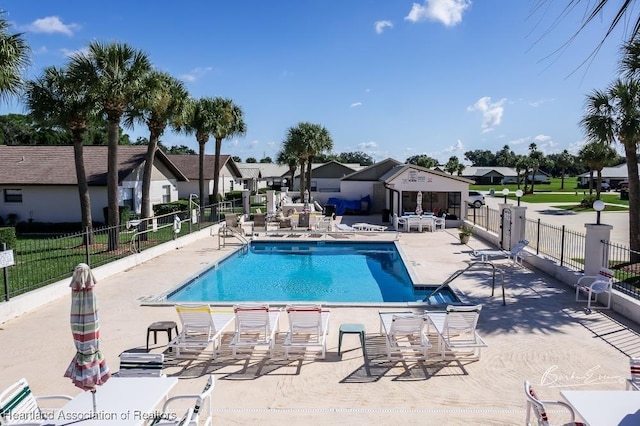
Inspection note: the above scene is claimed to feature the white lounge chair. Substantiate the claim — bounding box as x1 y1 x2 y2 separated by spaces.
228 304 281 358
0 378 72 424
378 312 432 361
168 304 235 359
472 239 529 265
282 305 331 359
426 305 487 361
575 267 614 313
155 374 214 426
334 223 355 232
117 352 165 377
524 380 583 426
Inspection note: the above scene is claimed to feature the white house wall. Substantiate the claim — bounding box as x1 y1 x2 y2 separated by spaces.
0 185 108 223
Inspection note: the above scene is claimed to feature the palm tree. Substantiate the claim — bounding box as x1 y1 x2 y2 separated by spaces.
303 123 333 194
444 156 461 175
528 143 544 195
557 149 574 190
578 141 618 199
276 149 299 189
515 155 531 193
181 97 215 210
68 41 151 250
127 71 189 220
0 13 30 102
581 77 640 259
208 98 246 213
24 66 96 243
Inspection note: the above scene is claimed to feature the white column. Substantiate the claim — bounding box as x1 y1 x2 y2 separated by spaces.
242 189 251 216
584 223 613 276
510 206 527 248
266 190 276 214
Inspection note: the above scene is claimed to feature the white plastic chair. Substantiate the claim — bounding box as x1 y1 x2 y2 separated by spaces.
524 380 584 426
433 217 446 231
0 378 72 425
228 304 281 358
575 267 614 313
168 304 235 359
379 313 431 360
426 305 487 361
473 239 529 265
155 374 214 426
282 305 331 359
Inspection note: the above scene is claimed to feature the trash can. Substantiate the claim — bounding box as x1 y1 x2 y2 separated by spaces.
489 188 495 196
621 189 629 200
324 204 336 218
382 209 391 223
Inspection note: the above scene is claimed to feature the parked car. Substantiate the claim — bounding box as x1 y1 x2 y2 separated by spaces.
468 191 486 208
600 182 610 191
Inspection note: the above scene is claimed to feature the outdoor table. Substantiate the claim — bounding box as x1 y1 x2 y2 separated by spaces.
52 376 178 425
338 323 367 359
560 390 640 426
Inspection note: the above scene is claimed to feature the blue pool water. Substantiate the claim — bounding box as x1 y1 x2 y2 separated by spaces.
167 241 459 304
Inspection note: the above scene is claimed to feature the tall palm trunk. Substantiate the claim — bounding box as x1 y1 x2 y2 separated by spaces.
198 138 206 216
305 157 313 194
140 126 162 241
623 143 640 262
212 138 223 220
298 159 307 195
560 168 566 189
71 129 93 245
588 170 594 195
107 118 120 251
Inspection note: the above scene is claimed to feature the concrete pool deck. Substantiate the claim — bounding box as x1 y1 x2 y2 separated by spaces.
1 223 639 425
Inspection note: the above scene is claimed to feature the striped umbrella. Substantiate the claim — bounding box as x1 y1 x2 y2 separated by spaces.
64 263 110 412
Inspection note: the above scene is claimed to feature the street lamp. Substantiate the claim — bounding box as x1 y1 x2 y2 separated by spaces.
502 188 510 203
515 189 523 206
593 199 605 225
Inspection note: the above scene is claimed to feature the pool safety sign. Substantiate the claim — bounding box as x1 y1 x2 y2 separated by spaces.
0 249 15 268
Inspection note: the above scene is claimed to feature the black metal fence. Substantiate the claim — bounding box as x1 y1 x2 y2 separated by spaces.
0 200 241 301
468 205 640 300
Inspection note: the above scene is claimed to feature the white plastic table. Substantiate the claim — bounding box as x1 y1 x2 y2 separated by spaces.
560 390 640 426
52 377 178 425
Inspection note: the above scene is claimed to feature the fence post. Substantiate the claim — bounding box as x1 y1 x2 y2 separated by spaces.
560 225 566 267
584 223 613 276
2 242 9 301
536 219 541 255
85 226 90 267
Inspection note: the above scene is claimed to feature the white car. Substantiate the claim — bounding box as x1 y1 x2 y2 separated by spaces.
468 191 486 208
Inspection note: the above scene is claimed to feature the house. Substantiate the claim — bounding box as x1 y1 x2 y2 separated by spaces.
291 161 364 192
0 145 187 224
235 163 291 192
378 164 475 219
577 163 638 189
166 154 243 202
461 167 518 185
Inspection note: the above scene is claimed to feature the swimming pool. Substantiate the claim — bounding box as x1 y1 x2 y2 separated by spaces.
165 241 460 304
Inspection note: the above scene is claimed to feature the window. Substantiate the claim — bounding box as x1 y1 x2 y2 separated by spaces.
4 189 22 203
122 188 134 210
162 185 171 203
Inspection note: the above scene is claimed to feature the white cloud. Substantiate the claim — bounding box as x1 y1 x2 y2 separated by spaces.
404 0 471 27
529 98 554 108
350 102 362 108
374 20 393 34
467 96 506 132
61 47 89 58
357 141 378 150
249 140 259 148
180 67 213 83
33 46 48 54
443 139 464 154
25 16 80 36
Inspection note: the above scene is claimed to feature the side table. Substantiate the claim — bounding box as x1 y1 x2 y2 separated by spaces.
338 323 367 359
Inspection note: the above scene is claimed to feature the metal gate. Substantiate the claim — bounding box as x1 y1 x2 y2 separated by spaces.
500 208 512 249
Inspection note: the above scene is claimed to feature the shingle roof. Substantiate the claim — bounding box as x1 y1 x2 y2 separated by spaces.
0 145 187 185
166 154 241 179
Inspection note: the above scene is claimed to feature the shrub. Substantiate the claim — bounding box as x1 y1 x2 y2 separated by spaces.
153 200 187 216
0 227 17 249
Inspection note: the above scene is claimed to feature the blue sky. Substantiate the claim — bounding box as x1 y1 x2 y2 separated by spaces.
0 0 631 163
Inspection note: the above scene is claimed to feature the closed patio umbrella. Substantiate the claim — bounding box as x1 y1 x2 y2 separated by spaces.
64 263 110 412
415 191 423 216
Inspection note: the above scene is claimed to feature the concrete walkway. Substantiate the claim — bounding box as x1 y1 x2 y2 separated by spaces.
0 227 638 425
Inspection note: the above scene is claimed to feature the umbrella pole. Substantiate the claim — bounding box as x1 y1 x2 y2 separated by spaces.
91 389 97 413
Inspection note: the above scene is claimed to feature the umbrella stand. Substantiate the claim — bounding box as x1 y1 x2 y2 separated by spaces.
91 389 97 413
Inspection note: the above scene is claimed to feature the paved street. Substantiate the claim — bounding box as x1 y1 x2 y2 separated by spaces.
479 191 630 246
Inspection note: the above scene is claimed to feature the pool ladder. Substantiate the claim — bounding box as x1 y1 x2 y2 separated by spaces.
218 226 249 250
424 261 506 306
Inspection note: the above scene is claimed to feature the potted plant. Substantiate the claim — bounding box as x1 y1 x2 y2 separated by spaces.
458 224 473 244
